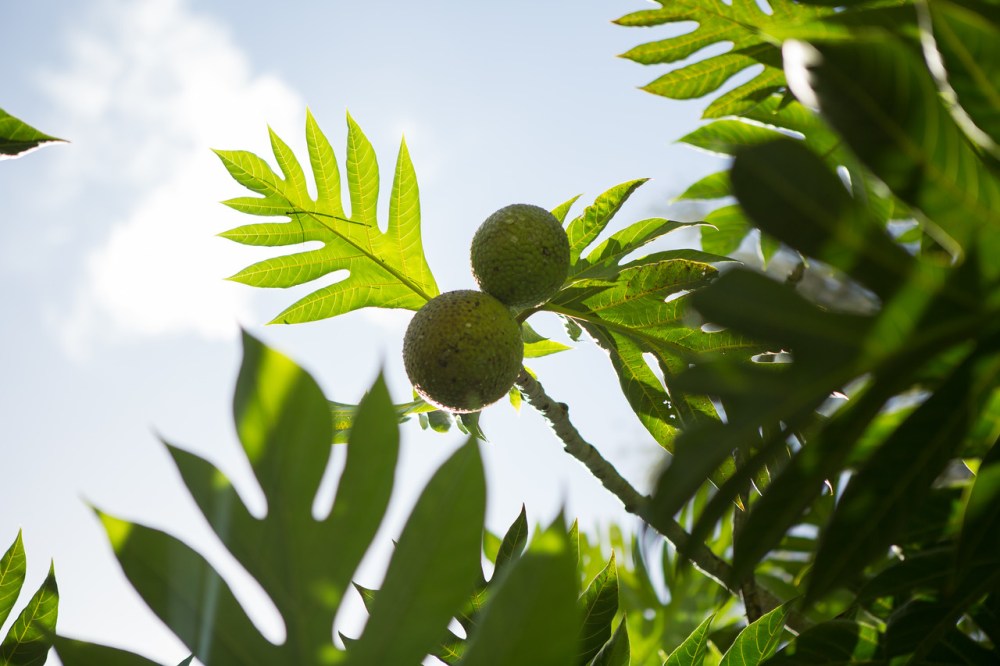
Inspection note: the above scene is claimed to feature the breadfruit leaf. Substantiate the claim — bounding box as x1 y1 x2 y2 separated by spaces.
0 562 58 666
663 613 714 666
457 521 581 666
615 0 831 111
565 179 648 266
577 553 619 665
545 185 764 471
54 637 164 666
923 0 1000 152
0 108 64 159
0 532 27 628
789 36 1000 277
217 110 439 324
73 333 488 664
717 602 789 666
679 95 905 264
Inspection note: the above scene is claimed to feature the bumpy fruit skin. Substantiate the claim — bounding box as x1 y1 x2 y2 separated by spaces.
403 290 524 413
471 203 570 309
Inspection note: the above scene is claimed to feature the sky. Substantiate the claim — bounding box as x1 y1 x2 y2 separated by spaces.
0 1 725 662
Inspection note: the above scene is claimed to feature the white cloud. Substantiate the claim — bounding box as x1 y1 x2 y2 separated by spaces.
40 0 305 352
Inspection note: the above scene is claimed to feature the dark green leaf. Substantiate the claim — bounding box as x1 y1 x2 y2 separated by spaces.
652 270 870 527
232 329 332 525
970 593 1000 647
731 138 914 300
589 617 630 666
346 438 486 665
956 437 1000 573
689 270 871 361
54 637 164 666
431 630 467 665
494 505 528 579
0 108 63 157
807 343 1000 602
0 564 57 666
110 333 406 663
98 513 276 665
857 548 953 605
924 628 1000 666
458 522 580 666
578 554 619 665
886 599 971 658
765 620 882 664
898 567 1000 662
789 37 1000 268
927 0 1000 149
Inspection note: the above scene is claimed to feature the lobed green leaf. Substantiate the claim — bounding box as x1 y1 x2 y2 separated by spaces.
217 111 439 324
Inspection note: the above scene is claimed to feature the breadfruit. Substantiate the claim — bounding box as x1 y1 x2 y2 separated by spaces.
403 290 524 413
470 203 570 308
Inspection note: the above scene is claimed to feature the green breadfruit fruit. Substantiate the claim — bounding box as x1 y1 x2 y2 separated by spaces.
403 290 524 413
470 203 570 308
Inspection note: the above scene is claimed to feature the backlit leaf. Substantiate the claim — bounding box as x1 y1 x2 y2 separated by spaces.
217 110 439 324
615 0 831 108
0 108 63 158
664 613 715 666
0 564 57 666
578 554 619 665
718 603 789 666
0 532 26 628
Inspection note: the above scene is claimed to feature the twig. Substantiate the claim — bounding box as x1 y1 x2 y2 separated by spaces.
516 368 810 633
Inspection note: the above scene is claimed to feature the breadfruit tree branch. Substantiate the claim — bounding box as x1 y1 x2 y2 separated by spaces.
515 368 809 633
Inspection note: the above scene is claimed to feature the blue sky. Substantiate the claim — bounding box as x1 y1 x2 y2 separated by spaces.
1 0 724 661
